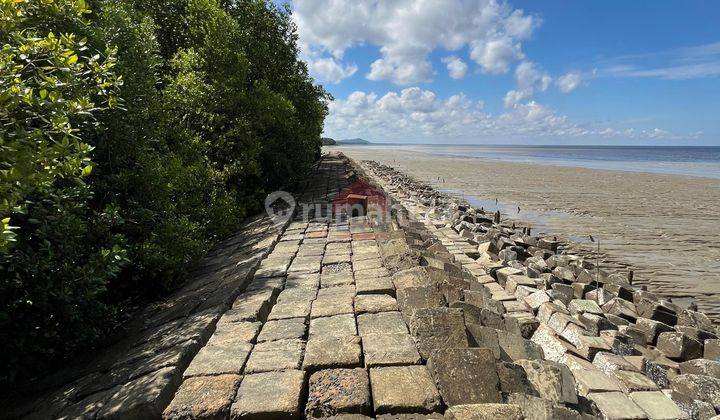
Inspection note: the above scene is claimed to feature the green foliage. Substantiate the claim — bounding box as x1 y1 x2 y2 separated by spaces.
0 0 328 385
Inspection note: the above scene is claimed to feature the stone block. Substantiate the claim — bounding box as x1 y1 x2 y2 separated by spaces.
517 359 578 405
311 296 354 318
98 367 183 419
355 275 395 295
657 332 703 361
362 333 422 367
230 370 305 419
408 308 469 360
427 348 501 406
506 393 583 420
587 392 646 420
163 374 241 420
244 339 304 374
355 294 398 314
671 373 720 411
267 301 311 321
357 311 408 336
568 299 603 316
206 321 261 346
397 286 446 316
593 351 639 375
573 369 621 396
309 313 357 337
612 370 659 393
183 342 252 378
629 391 689 420
497 330 544 362
391 267 433 290
303 335 362 371
444 404 523 420
369 366 441 414
636 318 675 345
305 368 372 418
257 318 307 343
679 359 720 379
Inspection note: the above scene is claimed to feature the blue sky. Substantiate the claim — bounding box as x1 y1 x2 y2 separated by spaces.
288 0 720 145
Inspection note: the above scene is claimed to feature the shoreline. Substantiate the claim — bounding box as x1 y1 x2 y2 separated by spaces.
328 144 720 180
336 146 720 320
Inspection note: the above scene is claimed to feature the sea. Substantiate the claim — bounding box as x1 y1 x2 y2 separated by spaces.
345 144 720 179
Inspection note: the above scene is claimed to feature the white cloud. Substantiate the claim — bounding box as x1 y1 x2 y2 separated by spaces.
503 61 551 107
470 38 524 74
325 88 692 142
308 57 358 84
442 56 469 79
556 72 582 93
292 0 538 84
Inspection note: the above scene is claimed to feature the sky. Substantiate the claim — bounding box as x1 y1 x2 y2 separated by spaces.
287 0 720 145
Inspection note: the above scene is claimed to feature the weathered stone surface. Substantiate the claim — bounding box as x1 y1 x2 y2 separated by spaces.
363 333 422 367
397 286 446 316
587 392 646 420
355 294 398 314
311 296 354 318
257 318 307 343
612 369 660 393
163 374 241 420
303 335 362 371
310 313 357 337
524 290 551 311
183 342 252 378
321 272 355 288
305 368 371 418
496 362 538 397
357 311 408 336
636 318 675 345
98 367 183 419
671 373 720 410
679 359 720 379
208 321 261 346
517 359 578 405
444 404 523 420
267 300 311 321
576 335 612 361
392 267 433 290
409 308 468 360
530 324 569 362
657 332 703 361
573 369 621 396
497 330 544 362
244 339 304 373
231 370 305 419
369 365 441 414
427 348 501 406
355 275 395 295
568 299 603 316
593 351 639 375
629 391 689 420
506 393 583 420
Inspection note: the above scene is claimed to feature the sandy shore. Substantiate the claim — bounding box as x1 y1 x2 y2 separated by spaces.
336 146 720 320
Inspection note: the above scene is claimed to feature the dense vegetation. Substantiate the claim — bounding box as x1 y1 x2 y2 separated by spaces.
0 0 328 385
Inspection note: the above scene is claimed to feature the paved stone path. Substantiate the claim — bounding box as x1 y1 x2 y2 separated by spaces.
163 154 442 419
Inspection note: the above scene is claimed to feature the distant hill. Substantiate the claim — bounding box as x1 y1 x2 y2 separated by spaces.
321 137 336 145
337 138 371 145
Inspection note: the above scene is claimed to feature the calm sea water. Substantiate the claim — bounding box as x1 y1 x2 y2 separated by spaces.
350 145 720 179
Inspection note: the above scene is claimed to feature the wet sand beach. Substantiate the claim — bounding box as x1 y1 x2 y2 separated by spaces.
337 146 720 320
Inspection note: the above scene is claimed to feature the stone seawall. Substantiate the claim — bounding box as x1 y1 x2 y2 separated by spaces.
357 155 720 419
7 151 720 419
